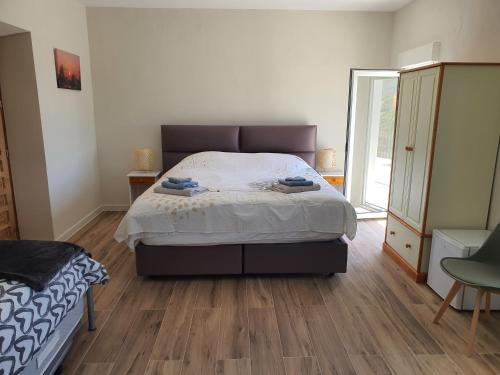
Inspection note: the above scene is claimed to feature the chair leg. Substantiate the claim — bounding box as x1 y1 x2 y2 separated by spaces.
468 288 486 356
485 291 491 319
433 280 462 324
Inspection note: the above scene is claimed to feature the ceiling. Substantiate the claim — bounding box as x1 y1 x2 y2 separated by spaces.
79 0 414 12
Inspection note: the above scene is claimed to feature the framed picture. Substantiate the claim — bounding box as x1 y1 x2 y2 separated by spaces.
54 48 81 90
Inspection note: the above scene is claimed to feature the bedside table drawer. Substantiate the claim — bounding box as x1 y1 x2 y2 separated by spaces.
386 215 421 269
129 176 156 185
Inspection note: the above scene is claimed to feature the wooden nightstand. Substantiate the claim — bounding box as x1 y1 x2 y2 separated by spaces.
318 170 344 193
127 170 161 204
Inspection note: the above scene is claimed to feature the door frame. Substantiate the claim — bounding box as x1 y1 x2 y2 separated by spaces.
344 68 399 206
0 84 20 239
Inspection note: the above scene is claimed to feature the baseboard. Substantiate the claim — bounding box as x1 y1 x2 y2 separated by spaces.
56 206 103 241
382 242 427 283
101 204 129 211
54 204 129 241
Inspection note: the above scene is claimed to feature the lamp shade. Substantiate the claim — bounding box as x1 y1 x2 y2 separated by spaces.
134 148 154 171
317 148 336 171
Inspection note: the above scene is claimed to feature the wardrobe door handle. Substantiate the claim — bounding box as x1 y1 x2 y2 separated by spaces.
389 231 396 235
405 146 414 151
405 243 412 249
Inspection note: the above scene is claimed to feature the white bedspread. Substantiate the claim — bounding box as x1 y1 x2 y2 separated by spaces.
114 152 357 248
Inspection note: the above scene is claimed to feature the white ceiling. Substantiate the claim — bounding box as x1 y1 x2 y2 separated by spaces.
79 0 414 12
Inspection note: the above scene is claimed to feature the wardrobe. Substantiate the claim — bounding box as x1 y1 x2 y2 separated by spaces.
383 63 500 282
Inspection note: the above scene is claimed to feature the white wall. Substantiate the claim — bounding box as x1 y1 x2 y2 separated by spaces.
391 0 500 229
0 0 497 233
0 0 101 239
87 8 394 206
391 0 500 66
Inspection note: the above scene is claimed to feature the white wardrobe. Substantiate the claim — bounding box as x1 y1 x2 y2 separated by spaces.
383 63 500 282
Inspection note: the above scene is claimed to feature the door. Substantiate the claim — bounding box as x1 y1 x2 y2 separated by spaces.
0 88 19 239
404 67 440 230
388 71 417 218
344 69 399 219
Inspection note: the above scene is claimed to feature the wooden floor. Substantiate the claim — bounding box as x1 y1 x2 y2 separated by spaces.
63 212 500 375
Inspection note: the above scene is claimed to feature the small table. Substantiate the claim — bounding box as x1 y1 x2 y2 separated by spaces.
127 170 161 204
318 170 344 193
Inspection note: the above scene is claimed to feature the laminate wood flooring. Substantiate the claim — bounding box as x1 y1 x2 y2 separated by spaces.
62 212 500 374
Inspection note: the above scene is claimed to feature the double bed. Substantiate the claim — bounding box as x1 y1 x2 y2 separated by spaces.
115 125 357 276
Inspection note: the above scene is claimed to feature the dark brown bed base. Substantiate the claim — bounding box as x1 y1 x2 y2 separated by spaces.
136 240 347 276
135 125 349 276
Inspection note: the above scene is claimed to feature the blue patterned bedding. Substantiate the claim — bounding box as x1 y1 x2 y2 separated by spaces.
0 252 108 375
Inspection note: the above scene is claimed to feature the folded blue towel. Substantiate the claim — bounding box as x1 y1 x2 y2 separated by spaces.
278 179 313 187
168 177 192 184
162 180 199 190
285 176 306 182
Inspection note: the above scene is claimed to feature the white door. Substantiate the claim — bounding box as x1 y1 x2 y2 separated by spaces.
388 72 417 218
405 67 440 231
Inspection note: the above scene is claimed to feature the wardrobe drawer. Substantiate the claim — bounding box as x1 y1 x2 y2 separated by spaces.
386 215 421 269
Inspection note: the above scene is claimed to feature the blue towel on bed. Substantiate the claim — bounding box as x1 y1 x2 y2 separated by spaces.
168 177 192 184
285 176 307 182
162 180 199 190
279 178 313 187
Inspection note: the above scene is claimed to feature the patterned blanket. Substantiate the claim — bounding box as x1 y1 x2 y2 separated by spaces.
0 252 108 375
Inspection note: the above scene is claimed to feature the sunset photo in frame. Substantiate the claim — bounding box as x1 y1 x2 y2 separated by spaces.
54 48 81 90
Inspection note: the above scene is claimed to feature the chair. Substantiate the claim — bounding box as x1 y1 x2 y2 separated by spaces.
433 223 500 355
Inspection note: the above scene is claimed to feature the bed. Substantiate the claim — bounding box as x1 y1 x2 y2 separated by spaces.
114 125 357 276
0 251 108 375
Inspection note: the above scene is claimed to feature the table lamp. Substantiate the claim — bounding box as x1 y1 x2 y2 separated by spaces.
317 148 336 171
134 148 154 171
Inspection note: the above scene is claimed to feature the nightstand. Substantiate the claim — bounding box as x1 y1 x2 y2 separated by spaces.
127 170 161 204
318 170 344 193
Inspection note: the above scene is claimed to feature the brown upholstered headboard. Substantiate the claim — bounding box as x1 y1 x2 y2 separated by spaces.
161 125 317 171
